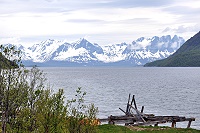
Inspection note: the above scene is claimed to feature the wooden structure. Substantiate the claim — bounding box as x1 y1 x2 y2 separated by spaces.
100 94 195 128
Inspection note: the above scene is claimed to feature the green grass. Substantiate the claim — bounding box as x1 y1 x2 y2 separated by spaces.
97 124 200 133
97 124 133 133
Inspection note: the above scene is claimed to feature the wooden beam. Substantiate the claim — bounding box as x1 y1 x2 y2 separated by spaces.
130 95 134 106
128 104 146 122
131 120 167 126
126 94 131 114
129 95 134 113
119 108 126 115
141 106 144 113
133 95 137 109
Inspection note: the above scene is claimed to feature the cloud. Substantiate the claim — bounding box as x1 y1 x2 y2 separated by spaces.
0 0 174 14
0 0 200 46
162 27 171 33
163 5 200 15
99 0 173 8
66 18 105 23
163 25 200 34
0 37 21 45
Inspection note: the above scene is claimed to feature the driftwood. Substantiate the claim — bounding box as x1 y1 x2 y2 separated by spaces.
99 94 195 128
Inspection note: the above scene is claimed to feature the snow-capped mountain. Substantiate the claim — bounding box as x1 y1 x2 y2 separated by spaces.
2 35 185 66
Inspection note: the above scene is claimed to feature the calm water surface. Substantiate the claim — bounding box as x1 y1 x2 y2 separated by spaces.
40 67 200 129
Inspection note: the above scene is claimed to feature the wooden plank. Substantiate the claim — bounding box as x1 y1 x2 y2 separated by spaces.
131 120 167 126
185 117 195 121
109 115 136 120
99 118 109 122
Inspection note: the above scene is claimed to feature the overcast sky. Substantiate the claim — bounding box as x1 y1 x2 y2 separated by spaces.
0 0 200 46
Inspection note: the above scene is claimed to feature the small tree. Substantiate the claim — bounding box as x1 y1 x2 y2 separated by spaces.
8 66 47 132
35 89 68 133
67 87 99 133
0 45 23 133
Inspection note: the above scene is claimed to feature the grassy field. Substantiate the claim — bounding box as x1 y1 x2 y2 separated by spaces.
97 124 200 133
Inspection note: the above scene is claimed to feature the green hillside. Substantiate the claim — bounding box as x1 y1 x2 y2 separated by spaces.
0 46 19 69
0 53 18 68
144 31 200 67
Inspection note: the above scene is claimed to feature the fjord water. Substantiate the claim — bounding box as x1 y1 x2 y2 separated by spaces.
40 67 200 129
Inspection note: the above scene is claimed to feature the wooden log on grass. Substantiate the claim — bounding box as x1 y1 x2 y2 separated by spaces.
128 104 146 122
104 94 196 128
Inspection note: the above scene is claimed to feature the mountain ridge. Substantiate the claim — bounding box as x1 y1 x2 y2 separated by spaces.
144 31 200 67
1 35 185 67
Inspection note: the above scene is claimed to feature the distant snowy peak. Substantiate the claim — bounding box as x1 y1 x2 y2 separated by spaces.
27 39 65 62
29 39 63 52
97 43 128 63
72 38 103 54
1 35 185 66
128 35 185 52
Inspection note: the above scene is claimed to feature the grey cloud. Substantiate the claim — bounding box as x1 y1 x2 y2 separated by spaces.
94 0 174 8
118 18 154 23
178 15 200 24
163 6 200 15
176 26 192 33
162 27 171 33
0 0 73 14
65 18 157 27
162 6 200 28
163 25 200 33
0 0 175 15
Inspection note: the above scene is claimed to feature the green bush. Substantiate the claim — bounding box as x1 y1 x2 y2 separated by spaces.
0 46 98 133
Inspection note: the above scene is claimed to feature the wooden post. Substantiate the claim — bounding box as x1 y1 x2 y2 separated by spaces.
129 95 134 113
187 120 192 128
141 106 144 113
133 95 137 109
171 121 176 128
126 94 131 115
108 115 115 125
130 95 134 106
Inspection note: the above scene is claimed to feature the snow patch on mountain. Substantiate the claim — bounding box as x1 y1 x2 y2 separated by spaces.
28 39 64 62
95 43 127 63
54 47 88 61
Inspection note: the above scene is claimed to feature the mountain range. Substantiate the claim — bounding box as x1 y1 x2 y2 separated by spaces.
2 35 185 67
144 31 200 67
